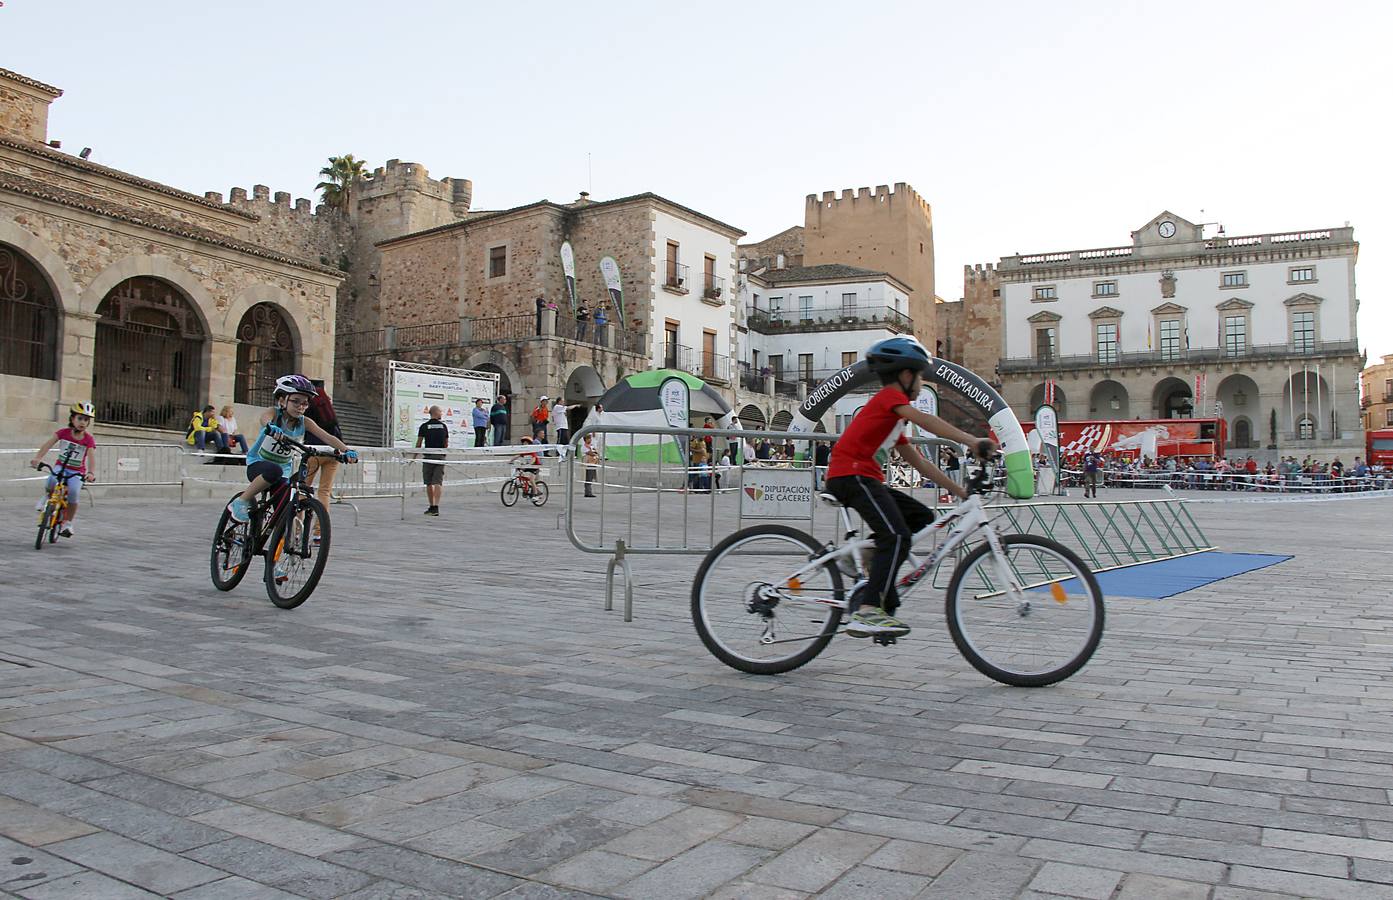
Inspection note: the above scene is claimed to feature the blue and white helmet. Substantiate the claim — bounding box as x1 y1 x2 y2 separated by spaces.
273 374 317 399
865 337 932 376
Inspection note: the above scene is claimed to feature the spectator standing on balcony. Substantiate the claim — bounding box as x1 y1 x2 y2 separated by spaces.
594 303 608 344
491 394 510 446
575 301 590 342
531 396 550 443
471 398 489 447
535 295 546 335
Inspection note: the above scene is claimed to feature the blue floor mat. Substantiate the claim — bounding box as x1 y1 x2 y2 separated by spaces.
1092 551 1293 599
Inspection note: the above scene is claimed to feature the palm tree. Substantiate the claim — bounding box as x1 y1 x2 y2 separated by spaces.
316 155 368 211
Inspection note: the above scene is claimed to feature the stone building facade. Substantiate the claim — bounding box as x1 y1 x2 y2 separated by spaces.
993 211 1364 459
343 192 744 439
1361 354 1393 432
739 183 937 353
0 68 344 443
803 184 935 351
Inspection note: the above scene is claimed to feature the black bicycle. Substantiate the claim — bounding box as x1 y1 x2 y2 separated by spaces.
209 435 347 608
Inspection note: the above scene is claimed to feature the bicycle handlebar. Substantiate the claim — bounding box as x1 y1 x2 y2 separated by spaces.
35 461 94 481
269 431 353 462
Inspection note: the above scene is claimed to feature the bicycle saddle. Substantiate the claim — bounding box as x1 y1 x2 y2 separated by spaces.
817 492 842 507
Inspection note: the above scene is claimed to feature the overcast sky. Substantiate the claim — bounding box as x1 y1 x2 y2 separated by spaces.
6 0 1391 362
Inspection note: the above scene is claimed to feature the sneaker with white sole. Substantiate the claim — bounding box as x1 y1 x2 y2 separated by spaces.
845 607 910 638
59 522 74 538
35 498 46 512
228 497 250 523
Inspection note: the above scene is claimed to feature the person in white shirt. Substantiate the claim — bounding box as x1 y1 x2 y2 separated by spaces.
551 399 571 449
218 405 249 454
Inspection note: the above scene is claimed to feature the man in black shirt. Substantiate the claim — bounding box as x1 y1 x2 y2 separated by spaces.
415 405 449 516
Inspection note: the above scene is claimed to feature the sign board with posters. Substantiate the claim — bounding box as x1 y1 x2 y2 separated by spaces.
911 387 939 438
1033 404 1061 495
386 360 500 449
659 377 689 428
740 465 815 520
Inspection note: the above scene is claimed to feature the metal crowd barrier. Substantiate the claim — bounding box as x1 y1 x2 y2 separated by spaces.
1062 467 1393 493
563 424 959 620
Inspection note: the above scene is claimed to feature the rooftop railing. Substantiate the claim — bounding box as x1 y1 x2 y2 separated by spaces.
746 303 912 334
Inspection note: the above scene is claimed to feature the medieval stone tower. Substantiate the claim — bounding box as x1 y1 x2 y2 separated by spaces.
961 262 1003 384
803 183 935 348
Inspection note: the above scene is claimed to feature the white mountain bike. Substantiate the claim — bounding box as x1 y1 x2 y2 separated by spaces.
690 461 1104 686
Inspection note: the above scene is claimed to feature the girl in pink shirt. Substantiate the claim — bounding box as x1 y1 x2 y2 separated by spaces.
30 402 98 537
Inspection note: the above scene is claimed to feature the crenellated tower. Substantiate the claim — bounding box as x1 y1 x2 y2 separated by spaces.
961 262 1003 384
803 183 935 348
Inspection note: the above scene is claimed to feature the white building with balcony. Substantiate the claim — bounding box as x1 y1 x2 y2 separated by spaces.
995 211 1363 456
732 262 913 429
651 209 742 389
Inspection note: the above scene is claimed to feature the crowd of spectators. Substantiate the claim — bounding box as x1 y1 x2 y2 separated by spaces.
1054 452 1392 493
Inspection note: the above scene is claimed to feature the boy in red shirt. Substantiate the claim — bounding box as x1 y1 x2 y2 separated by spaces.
825 338 995 637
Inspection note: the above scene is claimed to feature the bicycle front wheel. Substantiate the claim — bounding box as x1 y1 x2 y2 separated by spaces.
265 497 330 609
691 524 844 675
946 534 1104 687
35 502 55 550
210 499 252 591
531 481 549 506
500 480 519 507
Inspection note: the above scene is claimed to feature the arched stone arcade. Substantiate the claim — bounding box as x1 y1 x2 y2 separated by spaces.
0 243 60 381
93 277 206 430
234 302 297 407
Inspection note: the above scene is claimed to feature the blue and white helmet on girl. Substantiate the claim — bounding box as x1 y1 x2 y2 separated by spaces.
273 374 317 399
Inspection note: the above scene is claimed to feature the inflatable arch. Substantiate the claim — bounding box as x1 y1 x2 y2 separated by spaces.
787 359 1035 500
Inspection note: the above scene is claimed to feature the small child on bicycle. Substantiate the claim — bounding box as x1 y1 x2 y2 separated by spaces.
825 337 996 638
510 436 541 493
226 374 357 524
30 401 99 538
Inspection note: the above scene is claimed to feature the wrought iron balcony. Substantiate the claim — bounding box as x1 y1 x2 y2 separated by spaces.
746 303 912 335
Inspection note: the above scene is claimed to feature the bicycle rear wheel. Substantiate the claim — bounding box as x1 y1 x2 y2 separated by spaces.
210 498 252 591
531 481 549 506
35 502 56 550
946 534 1104 687
500 480 519 507
265 497 330 609
691 524 844 675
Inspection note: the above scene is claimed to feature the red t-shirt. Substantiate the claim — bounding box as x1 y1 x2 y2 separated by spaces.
826 385 911 481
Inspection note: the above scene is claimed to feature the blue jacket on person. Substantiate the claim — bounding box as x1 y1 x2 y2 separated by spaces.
471 406 489 427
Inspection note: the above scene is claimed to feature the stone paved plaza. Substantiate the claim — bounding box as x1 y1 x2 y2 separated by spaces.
2 486 1393 899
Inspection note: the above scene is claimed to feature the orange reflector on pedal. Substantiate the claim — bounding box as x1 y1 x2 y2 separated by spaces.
1050 582 1068 604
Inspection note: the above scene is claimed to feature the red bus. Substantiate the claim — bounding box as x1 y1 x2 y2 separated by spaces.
1020 417 1228 460
1368 429 1393 466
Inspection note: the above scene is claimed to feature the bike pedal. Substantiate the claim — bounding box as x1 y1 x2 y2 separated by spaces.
872 634 898 647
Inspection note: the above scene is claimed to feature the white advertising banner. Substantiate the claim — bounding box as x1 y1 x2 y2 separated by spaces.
389 362 499 449
740 466 815 520
911 387 939 438
660 377 689 428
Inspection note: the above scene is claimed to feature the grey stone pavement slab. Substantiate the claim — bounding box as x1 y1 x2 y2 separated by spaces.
1 487 1391 898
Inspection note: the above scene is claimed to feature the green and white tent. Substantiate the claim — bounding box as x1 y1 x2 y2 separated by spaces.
592 370 736 463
